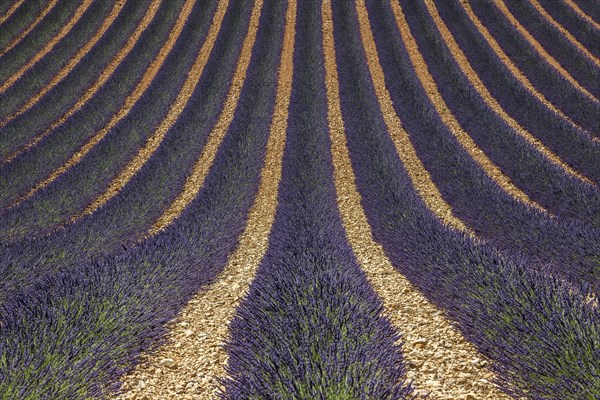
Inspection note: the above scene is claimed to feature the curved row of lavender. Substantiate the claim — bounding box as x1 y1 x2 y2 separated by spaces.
223 1 411 397
337 1 599 397
0 0 597 397
466 0 599 134
0 0 289 396
0 0 84 82
534 0 600 59
366 0 600 291
570 0 600 22
0 0 167 159
502 0 599 98
433 0 600 175
0 0 202 212
402 0 600 223
0 0 116 117
0 0 246 244
0 0 150 120
0 0 253 304
0 0 50 47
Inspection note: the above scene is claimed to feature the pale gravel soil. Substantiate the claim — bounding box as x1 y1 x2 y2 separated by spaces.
118 0 510 398
0 0 95 92
325 3 508 398
11 0 196 208
422 0 591 185
116 0 291 397
1 0 162 161
0 0 59 58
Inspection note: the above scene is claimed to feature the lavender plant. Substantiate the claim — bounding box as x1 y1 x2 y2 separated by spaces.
0 0 287 396
0 0 117 119
335 1 600 396
223 3 411 396
466 0 599 133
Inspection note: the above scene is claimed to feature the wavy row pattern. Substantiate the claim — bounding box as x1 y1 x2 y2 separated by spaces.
0 0 598 398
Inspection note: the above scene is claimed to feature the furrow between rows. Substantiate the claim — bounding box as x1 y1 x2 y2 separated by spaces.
1 0 196 211
0 0 58 57
0 0 93 93
454 0 598 137
0 0 127 125
529 0 600 64
118 1 289 397
0 0 162 164
326 2 505 397
0 0 25 26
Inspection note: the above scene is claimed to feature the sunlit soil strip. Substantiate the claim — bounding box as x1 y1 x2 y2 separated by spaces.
74 0 233 223
0 0 94 93
492 0 597 102
424 0 593 186
339 3 469 233
2 0 162 164
0 0 127 128
146 0 262 236
458 0 591 135
563 0 600 30
0 0 58 57
0 0 26 26
117 2 293 398
390 0 548 214
529 0 600 67
11 0 195 208
324 3 506 398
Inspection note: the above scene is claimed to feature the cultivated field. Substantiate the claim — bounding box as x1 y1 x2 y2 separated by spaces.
0 0 598 398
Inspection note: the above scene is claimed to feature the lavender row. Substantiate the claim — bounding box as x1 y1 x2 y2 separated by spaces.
402 0 600 222
502 0 600 93
0 0 245 295
0 0 270 322
466 0 599 133
336 2 599 397
0 0 13 16
369 0 600 291
224 2 411 396
571 0 600 22
0 0 114 117
0 0 286 396
0 0 203 213
0 0 48 49
0 0 85 82
0 0 146 120
535 0 600 57
433 0 600 177
0 0 246 245
0 0 181 160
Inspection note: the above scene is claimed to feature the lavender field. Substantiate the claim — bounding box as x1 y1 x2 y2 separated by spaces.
0 0 598 398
